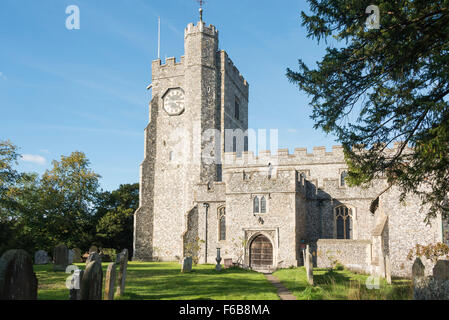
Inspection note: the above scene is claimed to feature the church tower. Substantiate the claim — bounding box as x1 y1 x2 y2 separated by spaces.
133 14 249 261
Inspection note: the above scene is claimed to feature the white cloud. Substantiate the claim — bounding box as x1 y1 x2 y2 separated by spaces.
21 154 47 165
0 72 6 80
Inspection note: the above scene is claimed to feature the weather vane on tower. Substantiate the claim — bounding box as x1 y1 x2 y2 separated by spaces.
197 0 206 21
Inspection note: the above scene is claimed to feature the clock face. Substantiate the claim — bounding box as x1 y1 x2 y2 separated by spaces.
163 88 185 116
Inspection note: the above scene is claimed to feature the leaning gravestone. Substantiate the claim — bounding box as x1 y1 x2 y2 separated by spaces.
53 244 69 271
34 250 50 265
86 252 101 265
116 249 128 296
72 248 82 263
181 257 193 273
104 262 117 300
0 249 38 300
81 260 103 300
412 257 425 284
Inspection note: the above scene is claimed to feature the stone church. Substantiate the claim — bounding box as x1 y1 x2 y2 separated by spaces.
133 15 448 278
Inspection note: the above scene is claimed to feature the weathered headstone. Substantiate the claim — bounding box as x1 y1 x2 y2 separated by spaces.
224 259 233 269
34 250 50 265
412 257 425 284
80 260 103 300
305 246 314 285
68 249 74 265
53 244 69 271
86 252 101 265
433 260 449 280
413 276 449 300
89 246 99 254
116 249 128 296
69 269 84 300
0 249 38 300
72 248 82 263
181 257 193 273
385 254 392 284
215 248 222 271
104 263 116 300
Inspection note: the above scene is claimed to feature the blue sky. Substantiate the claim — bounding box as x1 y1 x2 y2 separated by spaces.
0 0 339 191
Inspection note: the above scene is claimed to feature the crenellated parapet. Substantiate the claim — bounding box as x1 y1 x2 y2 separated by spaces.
184 21 218 39
152 56 185 81
219 51 249 99
223 146 346 168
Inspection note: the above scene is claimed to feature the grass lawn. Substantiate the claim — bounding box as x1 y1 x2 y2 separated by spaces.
273 267 413 300
34 262 280 300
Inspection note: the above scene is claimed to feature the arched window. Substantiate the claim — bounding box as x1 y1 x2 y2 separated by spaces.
340 171 348 186
253 196 259 213
218 207 226 241
335 205 353 239
260 196 267 213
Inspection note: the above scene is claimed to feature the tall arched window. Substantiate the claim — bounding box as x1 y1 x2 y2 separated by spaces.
218 207 226 241
253 196 259 213
335 205 353 239
260 196 267 213
340 171 348 187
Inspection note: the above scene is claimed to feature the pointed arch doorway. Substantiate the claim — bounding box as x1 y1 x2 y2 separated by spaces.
249 234 273 270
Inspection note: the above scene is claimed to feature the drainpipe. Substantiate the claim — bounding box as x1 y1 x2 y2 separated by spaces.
203 203 209 263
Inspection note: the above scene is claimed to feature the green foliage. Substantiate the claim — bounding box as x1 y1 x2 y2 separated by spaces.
95 183 138 255
184 236 205 265
288 1 449 220
0 139 139 257
407 242 449 263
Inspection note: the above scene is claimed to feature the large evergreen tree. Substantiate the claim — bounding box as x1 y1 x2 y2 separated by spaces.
288 0 449 220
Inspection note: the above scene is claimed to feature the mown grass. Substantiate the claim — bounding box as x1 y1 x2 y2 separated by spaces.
34 262 280 300
273 267 413 300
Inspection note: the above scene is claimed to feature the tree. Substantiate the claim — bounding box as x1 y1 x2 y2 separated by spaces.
95 183 138 255
287 0 449 220
39 151 101 249
0 140 21 213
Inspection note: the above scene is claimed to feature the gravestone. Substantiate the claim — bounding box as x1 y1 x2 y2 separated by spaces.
412 257 425 284
116 249 128 296
305 246 314 285
81 260 103 300
433 260 449 280
89 246 98 254
215 248 222 271
181 257 192 273
224 259 233 269
53 244 69 271
34 250 50 265
72 248 82 263
68 249 74 265
385 254 392 284
69 269 84 300
0 249 38 300
104 263 116 300
86 252 101 265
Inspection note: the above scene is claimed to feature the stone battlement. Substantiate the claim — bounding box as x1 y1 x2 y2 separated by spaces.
185 21 218 38
220 51 249 95
223 142 411 168
223 146 345 167
152 57 185 79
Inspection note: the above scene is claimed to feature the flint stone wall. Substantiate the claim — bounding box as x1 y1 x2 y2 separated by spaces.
317 239 372 273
